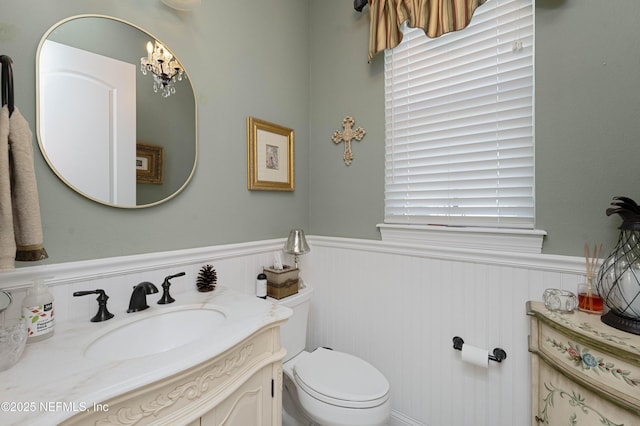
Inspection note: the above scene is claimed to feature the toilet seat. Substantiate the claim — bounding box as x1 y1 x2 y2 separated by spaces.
293 348 389 409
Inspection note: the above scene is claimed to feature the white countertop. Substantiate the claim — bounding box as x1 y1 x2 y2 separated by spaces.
0 287 291 426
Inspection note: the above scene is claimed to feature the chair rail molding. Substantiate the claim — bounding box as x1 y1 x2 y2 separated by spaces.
308 235 585 274
0 239 286 291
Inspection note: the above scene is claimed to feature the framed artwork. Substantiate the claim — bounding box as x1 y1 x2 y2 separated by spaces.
136 143 164 184
247 117 294 191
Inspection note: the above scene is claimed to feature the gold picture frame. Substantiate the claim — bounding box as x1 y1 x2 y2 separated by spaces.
136 143 164 184
247 117 294 191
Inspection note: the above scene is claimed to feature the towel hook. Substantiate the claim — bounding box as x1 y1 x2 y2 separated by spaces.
1 54 15 117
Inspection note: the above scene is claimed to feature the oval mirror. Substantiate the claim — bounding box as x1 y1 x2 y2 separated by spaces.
36 15 197 208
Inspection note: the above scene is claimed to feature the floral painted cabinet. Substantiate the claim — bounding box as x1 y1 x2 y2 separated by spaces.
528 301 640 425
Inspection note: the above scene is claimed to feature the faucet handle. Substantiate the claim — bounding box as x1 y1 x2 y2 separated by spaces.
73 289 114 322
158 272 186 305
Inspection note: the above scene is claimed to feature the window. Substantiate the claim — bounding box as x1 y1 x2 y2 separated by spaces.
384 0 534 230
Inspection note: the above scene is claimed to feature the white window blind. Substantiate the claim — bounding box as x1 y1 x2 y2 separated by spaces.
384 0 534 229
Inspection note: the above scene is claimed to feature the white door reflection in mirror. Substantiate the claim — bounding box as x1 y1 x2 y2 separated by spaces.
39 40 136 205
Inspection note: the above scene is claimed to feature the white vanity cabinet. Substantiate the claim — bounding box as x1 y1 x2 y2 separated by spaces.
62 324 285 426
199 364 275 425
527 301 640 425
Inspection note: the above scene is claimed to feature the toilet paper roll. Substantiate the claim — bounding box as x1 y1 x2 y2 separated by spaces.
461 344 489 368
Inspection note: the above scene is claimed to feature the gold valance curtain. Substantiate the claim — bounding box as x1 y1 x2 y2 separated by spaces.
367 0 488 61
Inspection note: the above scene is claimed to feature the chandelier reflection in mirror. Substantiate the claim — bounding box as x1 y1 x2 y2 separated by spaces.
140 40 185 98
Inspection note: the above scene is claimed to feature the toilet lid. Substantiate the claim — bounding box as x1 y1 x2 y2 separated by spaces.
293 348 390 409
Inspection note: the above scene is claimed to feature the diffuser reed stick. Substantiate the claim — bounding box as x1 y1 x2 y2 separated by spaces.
581 243 603 312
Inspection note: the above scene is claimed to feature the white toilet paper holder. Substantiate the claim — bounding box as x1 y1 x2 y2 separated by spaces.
452 336 507 363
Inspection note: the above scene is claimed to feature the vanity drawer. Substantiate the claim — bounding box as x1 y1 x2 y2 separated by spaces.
536 320 640 410
534 357 639 425
528 301 640 423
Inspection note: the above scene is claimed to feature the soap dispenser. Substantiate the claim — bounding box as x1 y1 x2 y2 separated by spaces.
256 273 267 299
22 278 55 342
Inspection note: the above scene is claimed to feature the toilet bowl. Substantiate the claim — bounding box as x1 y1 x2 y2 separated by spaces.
283 347 391 426
271 284 391 426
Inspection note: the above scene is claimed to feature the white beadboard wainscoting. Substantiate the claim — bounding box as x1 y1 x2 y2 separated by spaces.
301 236 588 426
0 236 589 426
0 239 289 324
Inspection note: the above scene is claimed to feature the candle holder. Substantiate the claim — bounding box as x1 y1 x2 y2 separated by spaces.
543 288 577 313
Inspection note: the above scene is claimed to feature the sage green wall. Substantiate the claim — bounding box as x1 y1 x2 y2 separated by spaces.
308 0 640 257
2 0 639 266
535 0 640 255
0 0 310 265
308 1 385 242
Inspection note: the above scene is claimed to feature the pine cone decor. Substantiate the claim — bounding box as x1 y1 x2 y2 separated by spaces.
196 264 217 292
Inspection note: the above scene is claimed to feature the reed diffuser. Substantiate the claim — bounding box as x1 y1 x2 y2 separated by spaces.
578 243 604 313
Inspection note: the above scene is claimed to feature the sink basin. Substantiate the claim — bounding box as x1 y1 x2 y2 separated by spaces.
84 307 226 361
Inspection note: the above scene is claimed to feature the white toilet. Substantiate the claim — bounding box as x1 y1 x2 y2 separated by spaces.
271 284 391 426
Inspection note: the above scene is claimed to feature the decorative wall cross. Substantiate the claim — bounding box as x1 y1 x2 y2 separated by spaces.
332 116 366 166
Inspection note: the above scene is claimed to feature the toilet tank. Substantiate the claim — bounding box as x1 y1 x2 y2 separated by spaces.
269 283 314 363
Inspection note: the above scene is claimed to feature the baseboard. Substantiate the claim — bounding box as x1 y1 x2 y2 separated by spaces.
390 410 427 426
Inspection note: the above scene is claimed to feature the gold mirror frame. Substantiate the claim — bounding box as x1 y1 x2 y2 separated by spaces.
35 15 198 208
